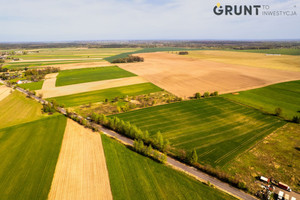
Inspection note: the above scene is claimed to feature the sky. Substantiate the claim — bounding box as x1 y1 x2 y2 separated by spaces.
0 0 299 42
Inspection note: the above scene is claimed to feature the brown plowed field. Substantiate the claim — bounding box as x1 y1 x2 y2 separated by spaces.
48 119 112 200
119 52 300 98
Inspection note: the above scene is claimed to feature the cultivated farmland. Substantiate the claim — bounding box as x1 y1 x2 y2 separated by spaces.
236 48 300 56
119 52 300 98
0 115 67 200
48 119 112 200
223 80 300 119
0 85 11 101
113 97 286 166
47 82 162 107
0 91 45 129
186 50 300 71
4 59 106 69
56 66 136 86
19 80 44 91
101 135 237 200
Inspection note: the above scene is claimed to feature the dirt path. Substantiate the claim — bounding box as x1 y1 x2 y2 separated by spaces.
48 119 112 200
42 73 59 90
119 52 300 98
0 85 12 102
37 76 148 98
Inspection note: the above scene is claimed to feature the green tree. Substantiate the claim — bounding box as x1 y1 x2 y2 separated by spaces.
195 92 201 99
204 92 210 98
189 149 198 164
156 131 164 150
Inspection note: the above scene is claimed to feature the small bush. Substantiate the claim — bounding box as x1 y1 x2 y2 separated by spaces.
203 92 210 98
292 116 300 123
275 107 282 116
195 92 201 99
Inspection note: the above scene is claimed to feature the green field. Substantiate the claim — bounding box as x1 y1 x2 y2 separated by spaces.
237 48 300 55
0 115 67 200
11 48 139 60
4 59 104 69
48 82 162 107
223 80 300 119
19 81 44 90
3 48 140 69
55 66 136 86
102 135 237 200
113 97 285 166
0 91 46 129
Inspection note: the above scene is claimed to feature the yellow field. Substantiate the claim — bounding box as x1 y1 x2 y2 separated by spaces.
186 50 300 72
48 119 112 200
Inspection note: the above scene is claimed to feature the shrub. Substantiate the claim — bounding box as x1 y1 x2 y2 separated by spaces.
292 116 300 123
213 91 219 96
188 149 198 164
195 92 201 99
203 92 210 98
275 107 282 116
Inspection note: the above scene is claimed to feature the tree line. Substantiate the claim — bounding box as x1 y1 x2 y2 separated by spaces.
194 91 219 99
89 113 170 152
133 139 167 163
111 55 144 63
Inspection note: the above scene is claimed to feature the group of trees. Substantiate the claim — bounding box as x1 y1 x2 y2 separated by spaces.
42 103 56 114
111 55 144 63
0 67 8 72
133 139 167 163
194 91 219 99
178 51 189 55
24 67 60 81
90 113 170 152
